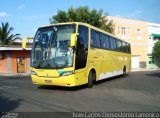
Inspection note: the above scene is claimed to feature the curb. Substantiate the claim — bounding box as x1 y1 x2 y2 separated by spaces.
131 68 160 72
0 73 30 77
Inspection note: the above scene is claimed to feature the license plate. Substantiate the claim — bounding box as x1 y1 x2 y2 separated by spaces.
45 80 52 83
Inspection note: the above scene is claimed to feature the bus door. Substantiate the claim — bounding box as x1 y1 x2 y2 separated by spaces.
75 25 88 72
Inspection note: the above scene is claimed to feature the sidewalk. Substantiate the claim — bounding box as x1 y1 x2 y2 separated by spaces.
131 68 160 72
0 73 30 77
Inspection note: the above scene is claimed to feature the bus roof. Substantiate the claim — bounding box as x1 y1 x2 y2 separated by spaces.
39 22 130 44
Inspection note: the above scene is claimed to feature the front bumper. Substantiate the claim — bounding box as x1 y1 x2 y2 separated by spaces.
31 74 77 87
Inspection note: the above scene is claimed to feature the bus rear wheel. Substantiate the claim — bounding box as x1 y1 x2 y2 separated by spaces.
122 66 126 77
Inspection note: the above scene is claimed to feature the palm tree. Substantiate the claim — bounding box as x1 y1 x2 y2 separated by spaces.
0 22 20 45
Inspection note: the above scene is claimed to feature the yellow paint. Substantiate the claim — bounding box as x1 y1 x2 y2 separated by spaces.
70 33 77 47
31 22 131 87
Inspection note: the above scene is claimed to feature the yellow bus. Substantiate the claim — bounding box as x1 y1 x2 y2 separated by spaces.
30 22 131 88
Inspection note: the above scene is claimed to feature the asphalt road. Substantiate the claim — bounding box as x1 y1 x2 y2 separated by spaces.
0 70 160 112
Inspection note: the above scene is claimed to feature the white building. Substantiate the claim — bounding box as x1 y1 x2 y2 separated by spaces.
147 22 160 69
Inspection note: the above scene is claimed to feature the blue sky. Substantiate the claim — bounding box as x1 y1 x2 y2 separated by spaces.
0 0 160 38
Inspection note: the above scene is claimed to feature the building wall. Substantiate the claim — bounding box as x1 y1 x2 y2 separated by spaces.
148 23 160 54
0 50 30 74
11 50 30 73
147 23 160 69
7 52 12 73
0 52 8 73
108 16 149 68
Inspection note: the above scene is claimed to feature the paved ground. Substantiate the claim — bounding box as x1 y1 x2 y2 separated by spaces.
0 70 160 112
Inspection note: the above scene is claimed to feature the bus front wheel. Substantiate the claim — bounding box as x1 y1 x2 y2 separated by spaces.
88 71 94 88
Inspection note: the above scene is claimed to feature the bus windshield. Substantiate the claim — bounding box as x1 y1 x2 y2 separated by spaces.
31 24 75 69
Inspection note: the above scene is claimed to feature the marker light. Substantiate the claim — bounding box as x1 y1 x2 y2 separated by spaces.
61 71 74 76
31 71 37 75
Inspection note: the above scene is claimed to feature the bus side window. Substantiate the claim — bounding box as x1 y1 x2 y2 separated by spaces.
126 43 131 53
105 35 110 49
101 34 110 49
95 31 100 47
117 40 122 51
110 37 117 50
100 33 105 48
91 30 96 47
91 30 100 48
128 44 131 53
125 43 128 52
122 42 128 52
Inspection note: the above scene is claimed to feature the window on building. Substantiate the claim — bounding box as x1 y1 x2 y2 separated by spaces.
149 36 152 40
121 27 126 35
149 61 154 64
137 29 141 40
153 37 160 40
127 27 130 35
137 29 141 35
118 26 120 34
118 26 130 39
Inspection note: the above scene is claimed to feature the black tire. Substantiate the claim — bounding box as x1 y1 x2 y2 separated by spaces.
88 71 93 88
122 67 126 77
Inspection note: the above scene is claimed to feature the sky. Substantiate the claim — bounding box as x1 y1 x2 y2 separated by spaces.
0 0 160 38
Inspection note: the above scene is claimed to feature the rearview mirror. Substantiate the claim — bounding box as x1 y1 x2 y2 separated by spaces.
70 33 77 47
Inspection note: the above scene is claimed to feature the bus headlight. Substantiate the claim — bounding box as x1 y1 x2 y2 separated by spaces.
31 71 37 75
61 71 74 76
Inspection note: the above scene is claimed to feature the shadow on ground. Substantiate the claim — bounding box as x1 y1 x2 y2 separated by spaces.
0 76 30 81
0 75 29 78
37 84 87 91
145 72 160 78
37 75 126 91
0 94 22 112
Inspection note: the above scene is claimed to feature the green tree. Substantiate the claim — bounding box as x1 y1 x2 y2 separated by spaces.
153 41 160 57
152 40 160 67
0 22 20 45
50 6 115 34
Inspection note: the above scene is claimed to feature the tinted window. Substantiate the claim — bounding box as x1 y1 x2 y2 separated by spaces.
91 30 100 47
31 25 75 69
117 40 122 51
122 42 128 52
75 25 88 70
101 34 110 49
127 43 131 53
109 37 117 50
